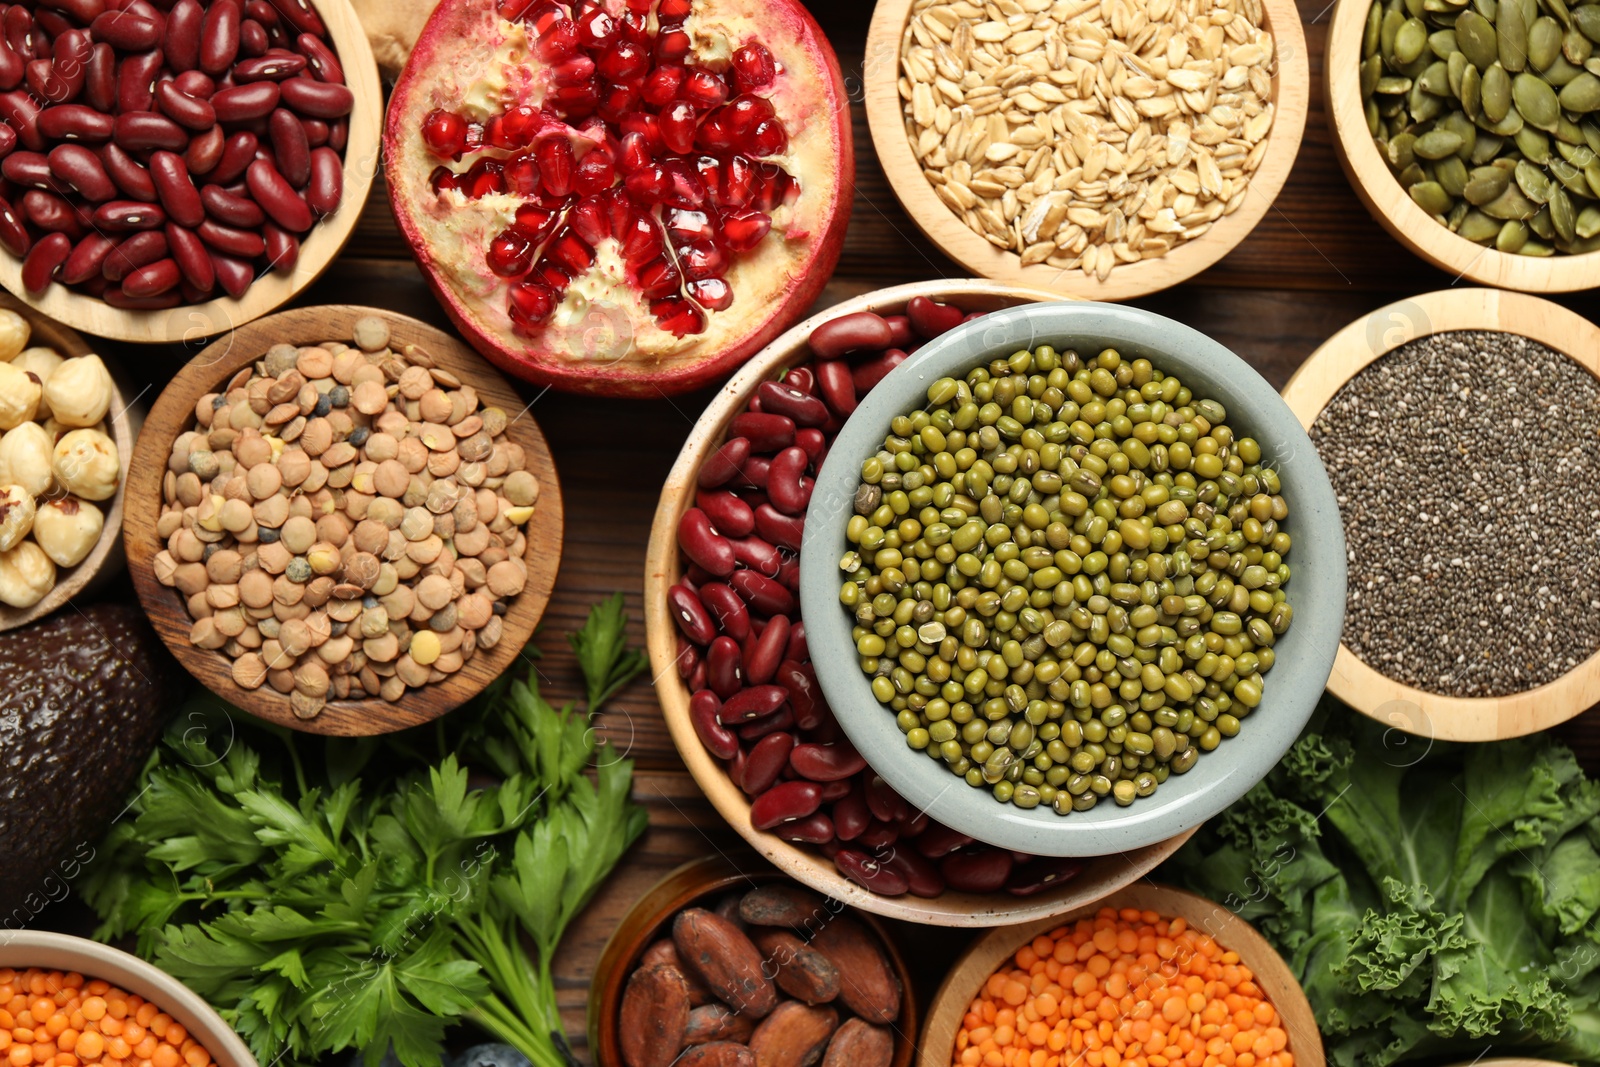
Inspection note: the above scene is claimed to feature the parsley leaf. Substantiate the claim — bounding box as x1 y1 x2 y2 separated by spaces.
568 591 647 710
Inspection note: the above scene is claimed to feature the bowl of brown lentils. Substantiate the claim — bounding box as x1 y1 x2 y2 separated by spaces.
799 300 1347 857
124 305 564 737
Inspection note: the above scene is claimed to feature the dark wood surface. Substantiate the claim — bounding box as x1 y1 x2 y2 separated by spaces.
40 0 1600 1060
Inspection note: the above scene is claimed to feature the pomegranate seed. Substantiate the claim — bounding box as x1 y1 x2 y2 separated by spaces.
516 203 561 241
696 111 735 154
575 8 616 48
655 30 690 65
620 10 649 39
551 82 600 117
720 155 755 207
619 131 653 173
465 158 506 198
552 53 596 86
666 208 714 244
603 188 634 232
660 100 696 154
574 151 615 194
429 165 459 194
641 65 684 107
535 262 573 291
661 158 707 208
498 0 538 19
731 43 776 93
543 228 594 274
507 279 557 330
637 256 681 297
678 242 725 279
569 196 611 244
625 163 669 204
523 1 566 33
487 226 538 276
619 213 660 263
721 209 771 251
536 138 575 197
596 39 649 81
598 82 639 122
505 154 542 195
626 0 650 12
727 95 775 135
652 295 705 336
682 69 729 109
692 155 722 196
620 112 663 150
657 0 691 24
745 117 787 156
687 276 733 311
756 168 795 210
423 109 470 159
537 18 579 60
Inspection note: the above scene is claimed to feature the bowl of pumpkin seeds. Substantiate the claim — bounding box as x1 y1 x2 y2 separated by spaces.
1327 0 1600 289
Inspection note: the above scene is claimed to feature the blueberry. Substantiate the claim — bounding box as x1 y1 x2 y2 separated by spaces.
453 1045 531 1067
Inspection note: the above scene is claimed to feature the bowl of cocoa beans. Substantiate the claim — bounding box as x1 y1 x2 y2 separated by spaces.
644 280 1197 926
587 855 916 1067
0 0 381 343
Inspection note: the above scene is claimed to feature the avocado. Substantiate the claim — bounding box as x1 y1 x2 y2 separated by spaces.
0 603 186 915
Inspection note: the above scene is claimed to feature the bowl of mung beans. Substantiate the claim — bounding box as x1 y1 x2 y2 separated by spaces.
799 300 1346 857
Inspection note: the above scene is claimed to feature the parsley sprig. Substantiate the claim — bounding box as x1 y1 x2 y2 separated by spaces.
81 594 649 1067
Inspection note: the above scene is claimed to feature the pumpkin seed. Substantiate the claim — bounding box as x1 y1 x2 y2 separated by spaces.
1479 103 1527 133
1544 0 1573 28
1575 202 1600 234
1395 16 1430 61
1464 163 1513 200
1398 161 1429 185
1584 120 1600 152
1499 0 1529 70
1417 129 1467 157
1558 113 1587 142
1409 179 1456 212
1517 124 1554 158
1559 69 1600 107
1517 156 1556 198
1530 203 1557 234
1363 53 1385 95
1559 138 1599 162
1406 0 1426 18
1576 3 1600 41
1448 49 1470 94
1551 184 1579 237
1589 55 1600 73
1419 59 1453 93
1458 207 1504 239
1442 109 1480 148
1520 237 1557 252
1530 15 1565 66
1447 199 1472 227
1462 60 1485 114
1539 55 1585 83
1382 6 1407 56
1367 97 1384 134
1481 183 1541 216
1550 154 1594 191
1497 217 1532 248
1389 130 1420 167
1438 153 1473 191
1432 29 1461 57
1411 81 1447 119
1482 61 1513 117
1457 8 1502 66
1514 71 1562 128
1555 232 1600 249
1377 74 1415 92
1472 131 1508 160
1365 0 1385 55
1565 26 1592 62
1581 153 1600 189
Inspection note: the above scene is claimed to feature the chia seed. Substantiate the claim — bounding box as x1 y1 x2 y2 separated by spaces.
1309 330 1600 698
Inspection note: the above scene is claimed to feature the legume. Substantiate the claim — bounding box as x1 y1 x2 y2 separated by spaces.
843 346 1293 814
1310 329 1600 696
0 968 215 1067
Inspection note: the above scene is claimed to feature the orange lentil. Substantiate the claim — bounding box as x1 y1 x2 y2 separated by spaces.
951 910 1294 1067
0 974 212 1067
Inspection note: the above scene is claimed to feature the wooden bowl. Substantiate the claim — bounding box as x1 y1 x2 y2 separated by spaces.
862 0 1308 301
124 304 564 736
0 293 140 632
644 279 1195 926
586 853 918 1067
1325 0 1600 290
1282 288 1600 742
917 883 1324 1067
0 0 382 344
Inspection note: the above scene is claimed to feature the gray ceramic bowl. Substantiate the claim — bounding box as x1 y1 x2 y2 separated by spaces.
799 301 1346 857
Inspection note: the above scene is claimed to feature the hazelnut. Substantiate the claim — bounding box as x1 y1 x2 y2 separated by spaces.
33 496 102 567
13 347 63 415
0 310 29 362
53 428 120 501
0 422 55 498
42 354 112 428
0 363 41 430
0 540 54 607
0 484 35 552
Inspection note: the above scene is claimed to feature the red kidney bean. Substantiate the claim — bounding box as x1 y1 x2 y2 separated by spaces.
163 0 200 70
815 359 857 418
60 231 114 283
39 104 113 143
831 787 869 841
23 190 87 237
728 569 794 616
818 779 851 802
164 221 212 291
783 366 814 395
101 229 167 280
113 112 186 153
211 80 278 121
114 47 163 112
775 812 834 845
0 195 28 257
90 11 161 49
940 847 1014 893
772 660 819 731
727 535 781 577
94 198 164 231
245 157 310 231
852 348 909 393
0 126 16 164
233 52 304 81
199 182 262 227
864 775 907 824
279 74 350 118
744 613 788 685
1006 857 1084 897
295 31 340 83
695 489 753 539
883 313 914 348
742 731 793 796
785 621 808 662
0 41 20 94
719 684 786 723
203 133 255 187
855 820 898 850
667 582 716 646
688 688 739 761
756 379 828 427
53 30 91 92
305 142 338 212
753 503 803 552
154 80 216 130
789 741 867 782
834 848 907 895
885 848 944 897
328 118 347 151
696 582 749 642
243 0 280 27
208 248 252 297
102 286 181 308
27 59 70 106
262 220 295 273
794 428 825 464
267 107 307 186
48 143 114 202
697 435 749 489
737 704 793 741
35 10 74 41
4 10 39 64
100 143 157 201
21 231 70 292
5 152 59 190
238 18 267 56
0 91 44 152
706 635 744 699
185 123 223 174
301 116 328 147
146 149 202 227
729 412 794 452
749 780 822 831
675 638 700 681
809 311 892 359
198 0 239 74
82 42 114 111
913 821 973 859
43 0 108 21
906 295 965 338
677 506 735 578
765 446 811 515
122 255 178 297
729 454 769 491
174 70 216 98
896 807 929 839
275 0 323 37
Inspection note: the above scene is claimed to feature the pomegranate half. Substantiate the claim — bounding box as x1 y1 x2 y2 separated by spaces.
385 0 853 397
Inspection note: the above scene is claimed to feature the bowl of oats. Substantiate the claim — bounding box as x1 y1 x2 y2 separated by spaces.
863 0 1310 299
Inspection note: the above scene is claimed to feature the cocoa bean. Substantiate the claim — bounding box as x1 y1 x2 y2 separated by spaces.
738 884 831 931
685 1003 755 1046
680 1042 757 1067
642 938 714 1005
821 1019 893 1067
618 963 691 1067
750 928 840 1005
809 917 900 1023
747 1002 838 1067
674 908 779 1018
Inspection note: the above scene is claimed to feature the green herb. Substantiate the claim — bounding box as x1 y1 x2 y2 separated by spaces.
1163 702 1600 1067
81 600 650 1067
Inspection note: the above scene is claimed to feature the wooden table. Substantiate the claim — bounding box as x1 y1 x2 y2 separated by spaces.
47 0 1600 1058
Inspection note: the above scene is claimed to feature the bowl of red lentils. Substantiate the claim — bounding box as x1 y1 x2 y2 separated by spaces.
0 931 254 1067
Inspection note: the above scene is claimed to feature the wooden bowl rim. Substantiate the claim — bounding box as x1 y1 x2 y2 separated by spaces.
861 0 1310 302
0 294 138 633
1323 0 1600 291
123 303 564 736
644 278 1196 926
585 853 920 1067
916 882 1325 1067
1281 287 1600 741
0 0 382 344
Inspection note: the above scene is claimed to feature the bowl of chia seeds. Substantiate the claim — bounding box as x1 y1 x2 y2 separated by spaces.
799 301 1347 857
1283 288 1600 742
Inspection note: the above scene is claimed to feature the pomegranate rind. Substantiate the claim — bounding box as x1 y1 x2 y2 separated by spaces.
385 0 853 397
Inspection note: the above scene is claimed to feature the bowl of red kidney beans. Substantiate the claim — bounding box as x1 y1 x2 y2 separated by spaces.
644 279 1198 926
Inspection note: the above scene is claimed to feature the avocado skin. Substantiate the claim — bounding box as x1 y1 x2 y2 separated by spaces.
0 603 187 912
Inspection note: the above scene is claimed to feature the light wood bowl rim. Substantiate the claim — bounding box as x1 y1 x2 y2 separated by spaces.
644 278 1196 927
585 853 919 1067
0 293 138 632
916 883 1325 1067
861 0 1310 302
123 304 564 736
1324 0 1600 291
1281 287 1600 741
0 0 382 344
